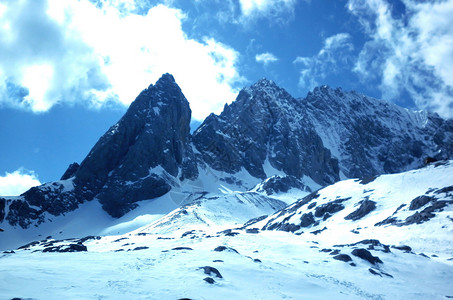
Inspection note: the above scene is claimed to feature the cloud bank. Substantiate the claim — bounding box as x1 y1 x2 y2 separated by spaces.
0 0 244 120
0 169 41 196
347 0 453 118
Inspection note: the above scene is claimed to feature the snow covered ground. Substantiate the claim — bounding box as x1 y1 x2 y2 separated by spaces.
1 162 452 299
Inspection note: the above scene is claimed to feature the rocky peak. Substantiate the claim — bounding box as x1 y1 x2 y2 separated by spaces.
72 73 198 217
193 80 340 185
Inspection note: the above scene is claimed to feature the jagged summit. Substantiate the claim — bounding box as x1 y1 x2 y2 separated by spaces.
193 80 340 185
74 73 198 217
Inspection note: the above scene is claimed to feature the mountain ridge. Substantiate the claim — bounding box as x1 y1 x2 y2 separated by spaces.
1 74 452 231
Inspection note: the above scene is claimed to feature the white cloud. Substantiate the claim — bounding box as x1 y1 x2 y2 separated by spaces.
0 0 244 120
294 33 354 90
0 169 41 196
255 52 279 65
238 0 297 22
347 0 453 118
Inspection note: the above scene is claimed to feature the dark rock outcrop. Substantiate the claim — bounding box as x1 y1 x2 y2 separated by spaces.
0 198 5 222
302 86 453 178
74 73 198 217
345 199 377 221
60 162 80 180
255 175 312 195
351 248 383 265
333 254 352 262
193 79 340 186
199 266 223 278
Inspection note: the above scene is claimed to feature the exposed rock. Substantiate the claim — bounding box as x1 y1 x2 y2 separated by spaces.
246 228 260 234
409 195 434 210
255 175 311 195
404 201 449 225
314 199 346 219
351 248 383 265
214 246 239 254
193 79 339 186
73 74 198 217
302 86 453 179
199 266 223 278
60 162 80 180
203 277 215 284
0 198 5 222
345 199 377 221
391 245 412 252
132 246 149 251
333 254 352 262
172 247 193 251
368 268 382 277
43 243 87 253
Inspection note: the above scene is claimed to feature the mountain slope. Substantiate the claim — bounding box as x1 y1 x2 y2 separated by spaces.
193 79 340 186
259 160 453 256
2 161 452 299
302 86 453 178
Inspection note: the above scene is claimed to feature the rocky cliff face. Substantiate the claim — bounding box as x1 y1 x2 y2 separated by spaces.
193 79 340 186
74 73 198 217
301 86 453 178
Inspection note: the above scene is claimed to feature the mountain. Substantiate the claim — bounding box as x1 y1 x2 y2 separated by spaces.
192 79 340 186
1 74 453 299
2 161 452 299
301 85 453 178
1 75 452 232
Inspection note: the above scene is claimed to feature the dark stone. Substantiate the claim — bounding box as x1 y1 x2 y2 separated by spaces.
345 199 376 221
391 245 412 252
203 277 215 284
374 216 398 227
404 201 449 225
213 260 224 263
256 175 311 195
311 227 327 235
60 162 80 180
300 212 316 227
43 243 87 253
333 254 352 262
368 268 382 277
359 176 378 185
172 247 193 251
320 248 332 253
133 246 149 251
214 246 239 254
6 199 44 228
314 200 346 219
351 249 383 265
254 259 262 263
246 228 259 234
307 202 316 209
409 195 434 210
78 236 101 243
199 266 223 278
3 250 15 254
329 249 341 256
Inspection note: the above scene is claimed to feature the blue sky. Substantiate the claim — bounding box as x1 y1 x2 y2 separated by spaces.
1 0 453 195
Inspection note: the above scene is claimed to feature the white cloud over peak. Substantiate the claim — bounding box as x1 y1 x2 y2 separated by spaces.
0 169 41 196
255 52 279 65
0 0 243 120
239 0 297 22
294 33 354 90
347 0 453 118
